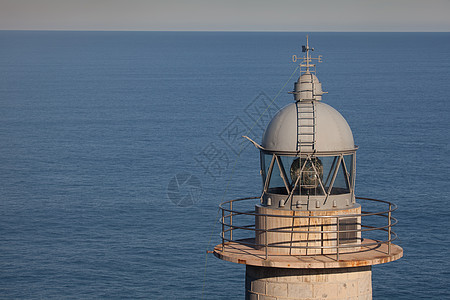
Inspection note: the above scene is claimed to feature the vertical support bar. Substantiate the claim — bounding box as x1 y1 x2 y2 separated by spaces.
263 155 276 195
321 224 324 255
221 208 225 251
230 201 233 241
388 203 392 255
336 216 340 261
352 153 356 203
265 215 268 260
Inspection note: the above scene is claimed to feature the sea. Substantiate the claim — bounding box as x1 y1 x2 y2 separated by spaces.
0 31 449 299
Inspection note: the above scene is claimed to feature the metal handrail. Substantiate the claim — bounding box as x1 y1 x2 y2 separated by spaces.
218 196 399 258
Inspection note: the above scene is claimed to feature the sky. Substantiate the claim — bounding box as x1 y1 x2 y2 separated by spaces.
1 0 449 31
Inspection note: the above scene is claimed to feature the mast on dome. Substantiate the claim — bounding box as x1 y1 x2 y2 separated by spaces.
292 35 323 75
290 35 326 102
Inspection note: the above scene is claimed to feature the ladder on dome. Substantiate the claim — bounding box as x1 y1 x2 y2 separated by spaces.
296 100 316 152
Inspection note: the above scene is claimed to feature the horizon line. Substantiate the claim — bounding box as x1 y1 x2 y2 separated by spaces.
1 29 449 33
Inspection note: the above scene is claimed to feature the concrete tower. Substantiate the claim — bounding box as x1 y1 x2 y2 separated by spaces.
213 37 403 299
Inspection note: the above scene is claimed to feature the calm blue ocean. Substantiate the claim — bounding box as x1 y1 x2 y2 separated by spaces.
0 31 449 299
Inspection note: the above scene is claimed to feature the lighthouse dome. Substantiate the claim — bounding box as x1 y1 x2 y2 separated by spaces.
261 101 355 153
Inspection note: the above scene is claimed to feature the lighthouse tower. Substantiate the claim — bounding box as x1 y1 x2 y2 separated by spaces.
213 37 403 300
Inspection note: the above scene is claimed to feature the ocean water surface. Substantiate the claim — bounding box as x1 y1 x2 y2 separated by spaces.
0 31 449 299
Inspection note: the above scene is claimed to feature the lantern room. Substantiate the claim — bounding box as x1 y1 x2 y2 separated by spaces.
260 100 357 211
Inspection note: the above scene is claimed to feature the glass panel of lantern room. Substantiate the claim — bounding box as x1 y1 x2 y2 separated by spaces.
343 154 354 189
279 156 297 185
330 159 350 195
261 153 274 187
268 157 288 194
284 156 326 196
320 156 339 191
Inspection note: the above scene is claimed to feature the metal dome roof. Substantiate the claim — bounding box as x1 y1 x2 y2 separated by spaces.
261 101 355 153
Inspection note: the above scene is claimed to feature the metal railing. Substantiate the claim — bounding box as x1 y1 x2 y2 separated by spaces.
219 196 398 260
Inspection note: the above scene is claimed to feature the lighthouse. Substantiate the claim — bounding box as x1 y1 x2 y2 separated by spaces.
213 37 403 299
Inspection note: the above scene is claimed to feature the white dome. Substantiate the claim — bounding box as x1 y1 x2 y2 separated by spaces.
261 101 355 153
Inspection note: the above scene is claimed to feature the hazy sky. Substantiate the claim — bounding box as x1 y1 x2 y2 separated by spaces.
1 0 449 31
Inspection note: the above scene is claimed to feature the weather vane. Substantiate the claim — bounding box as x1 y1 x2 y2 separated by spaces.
292 35 323 73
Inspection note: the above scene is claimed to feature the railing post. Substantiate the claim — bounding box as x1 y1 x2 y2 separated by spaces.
221 208 225 251
336 216 340 261
388 203 392 255
230 201 233 241
321 224 324 255
265 215 268 260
